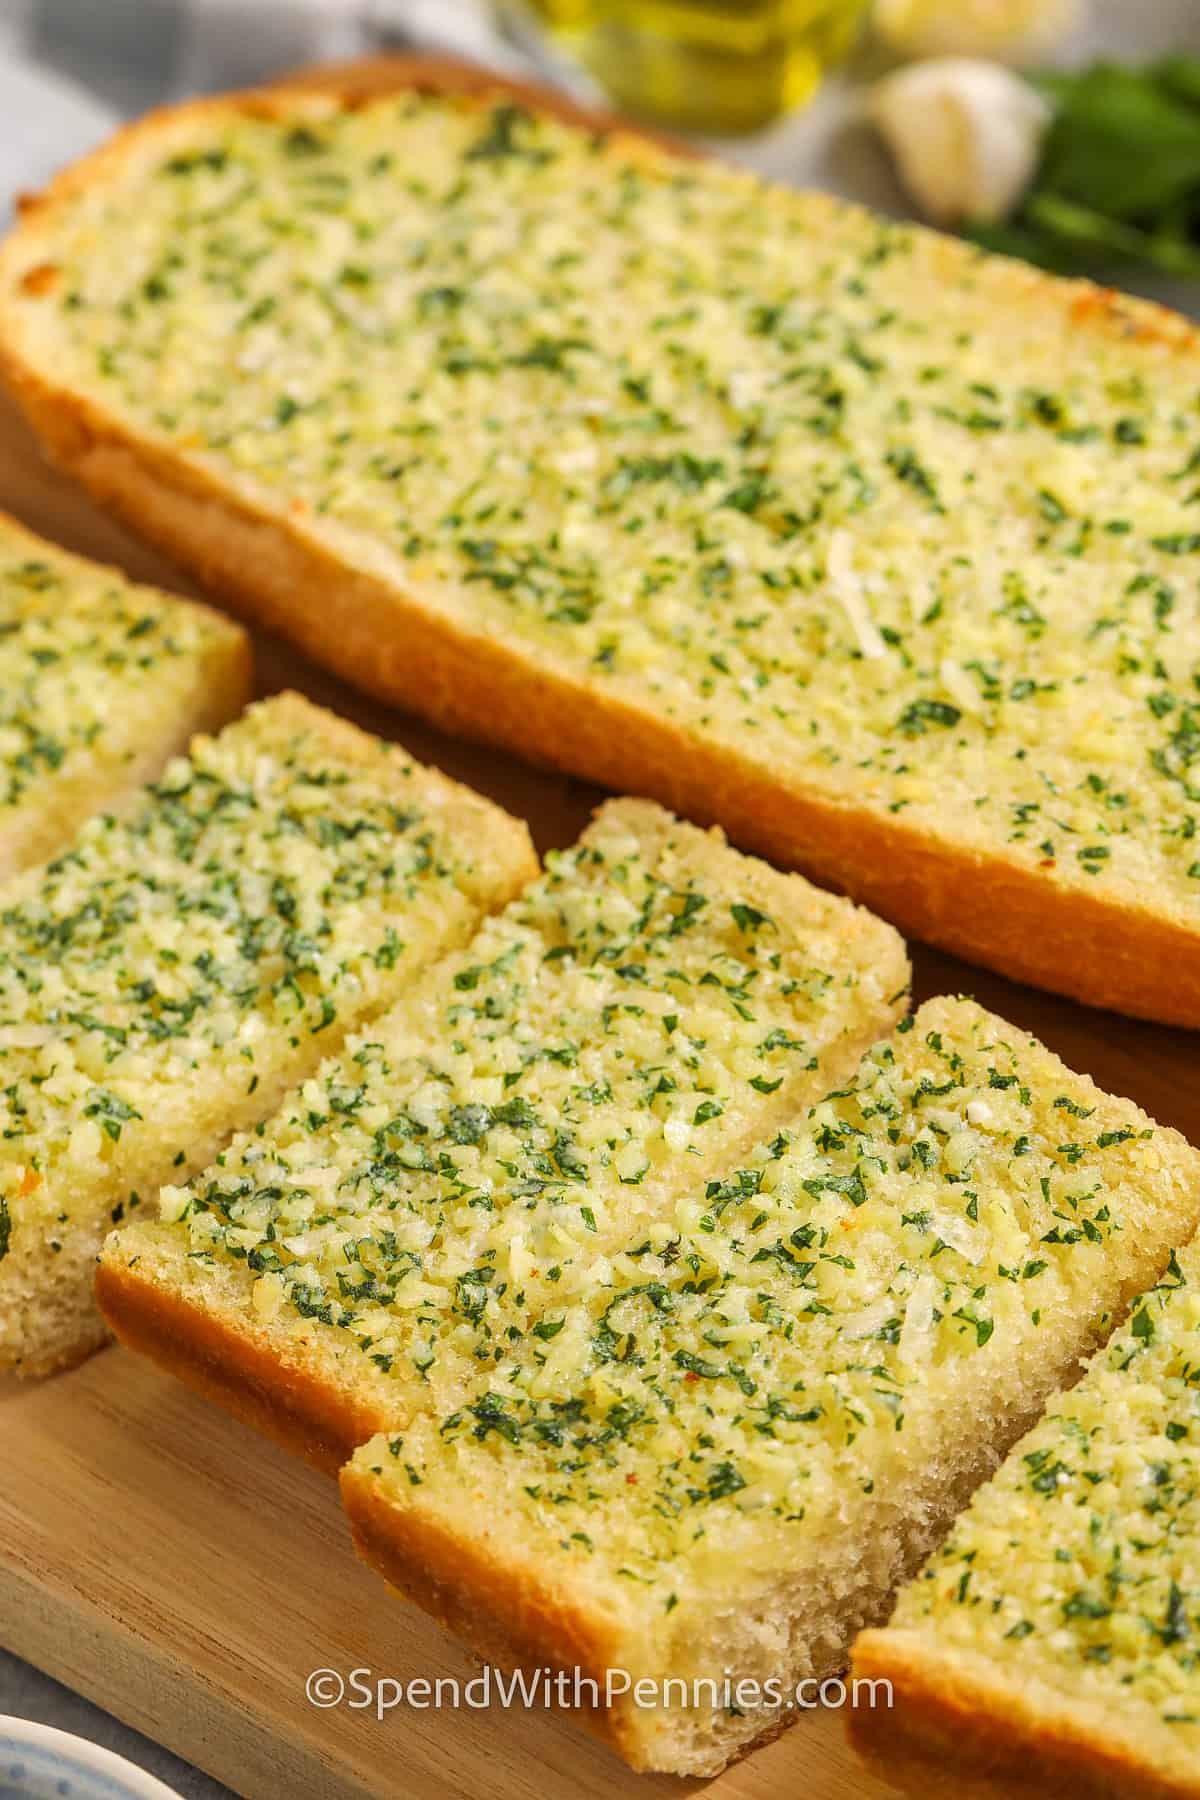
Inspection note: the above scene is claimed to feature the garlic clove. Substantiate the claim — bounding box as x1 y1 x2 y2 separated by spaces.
870 58 1051 227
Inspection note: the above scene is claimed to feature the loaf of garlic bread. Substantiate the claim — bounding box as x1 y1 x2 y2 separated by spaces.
97 797 908 1463
2 85 1199 1021
0 692 535 1374
0 508 249 875
852 1234 1200 1800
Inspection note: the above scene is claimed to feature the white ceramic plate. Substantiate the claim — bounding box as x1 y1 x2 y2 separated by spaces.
0 1718 183 1800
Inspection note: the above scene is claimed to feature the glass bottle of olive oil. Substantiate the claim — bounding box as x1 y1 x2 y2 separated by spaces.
508 0 871 134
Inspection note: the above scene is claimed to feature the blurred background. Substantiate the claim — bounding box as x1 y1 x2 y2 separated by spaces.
2 0 1200 310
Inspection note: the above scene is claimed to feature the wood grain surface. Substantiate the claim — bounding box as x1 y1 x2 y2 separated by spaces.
0 53 1197 1800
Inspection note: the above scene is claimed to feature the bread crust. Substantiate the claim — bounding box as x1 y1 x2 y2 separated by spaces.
334 1426 1020 1779
2 64 1199 1027
339 1455 645 1768
849 1629 1200 1800
94 1256 389 1474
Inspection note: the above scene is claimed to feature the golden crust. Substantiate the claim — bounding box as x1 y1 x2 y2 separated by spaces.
849 1629 1200 1800
339 1455 648 1769
2 62 1199 1026
94 1256 389 1474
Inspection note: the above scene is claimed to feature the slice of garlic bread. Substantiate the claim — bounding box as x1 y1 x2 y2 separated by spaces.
339 998 1200 1776
0 691 535 1374
852 1234 1200 1800
0 508 250 874
97 798 908 1466
3 85 1200 1019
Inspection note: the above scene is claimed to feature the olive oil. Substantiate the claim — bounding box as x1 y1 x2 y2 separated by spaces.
512 0 870 133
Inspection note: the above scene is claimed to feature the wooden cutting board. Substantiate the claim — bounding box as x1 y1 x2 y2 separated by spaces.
1 53 1198 1800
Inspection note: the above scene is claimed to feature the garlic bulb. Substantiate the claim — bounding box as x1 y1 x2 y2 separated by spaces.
874 0 1087 66
870 58 1051 227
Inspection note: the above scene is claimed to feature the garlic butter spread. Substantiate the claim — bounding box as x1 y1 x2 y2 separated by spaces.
163 802 903 1414
0 697 513 1270
893 1231 1200 1737
165 893 1181 1583
377 997 1179 1584
0 525 229 815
